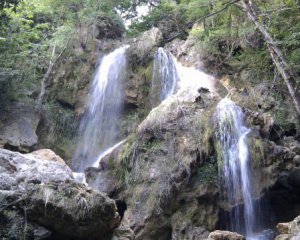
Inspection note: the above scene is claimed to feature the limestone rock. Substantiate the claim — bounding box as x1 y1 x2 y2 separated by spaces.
25 148 66 165
0 148 72 190
275 234 291 240
277 222 290 234
127 27 163 68
207 230 245 240
276 215 300 240
105 90 219 240
0 148 120 239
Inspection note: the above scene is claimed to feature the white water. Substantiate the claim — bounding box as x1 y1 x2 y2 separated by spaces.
215 98 255 238
174 57 215 97
73 172 88 186
72 139 126 185
92 139 126 168
151 47 179 105
151 47 215 106
72 45 129 172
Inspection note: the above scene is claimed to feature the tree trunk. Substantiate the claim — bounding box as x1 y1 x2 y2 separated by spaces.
241 0 300 116
36 61 54 112
36 36 71 113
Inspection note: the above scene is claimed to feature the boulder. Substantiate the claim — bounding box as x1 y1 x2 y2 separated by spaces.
276 215 300 240
0 148 120 239
25 148 66 165
277 223 290 234
0 103 39 152
207 230 245 240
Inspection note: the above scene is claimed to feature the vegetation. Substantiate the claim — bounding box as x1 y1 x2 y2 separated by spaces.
130 0 300 117
0 0 131 107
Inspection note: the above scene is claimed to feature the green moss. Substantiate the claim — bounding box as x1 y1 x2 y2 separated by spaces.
141 138 163 150
136 62 153 96
111 134 137 185
193 109 215 156
197 156 218 184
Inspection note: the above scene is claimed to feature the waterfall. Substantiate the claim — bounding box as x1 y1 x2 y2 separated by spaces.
72 45 129 172
151 47 179 105
215 98 255 238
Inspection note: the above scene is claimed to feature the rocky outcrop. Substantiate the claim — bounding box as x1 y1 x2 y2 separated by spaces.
125 28 163 107
0 148 119 239
91 80 220 239
276 215 300 240
127 27 163 69
25 148 66 164
207 230 245 240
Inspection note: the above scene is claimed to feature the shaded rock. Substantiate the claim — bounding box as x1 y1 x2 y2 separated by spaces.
207 230 245 240
293 155 300 166
288 169 300 187
0 103 39 152
0 209 51 240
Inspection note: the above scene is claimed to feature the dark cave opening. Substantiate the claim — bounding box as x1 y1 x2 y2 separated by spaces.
115 199 127 221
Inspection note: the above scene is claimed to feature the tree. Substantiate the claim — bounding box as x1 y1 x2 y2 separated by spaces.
240 0 300 116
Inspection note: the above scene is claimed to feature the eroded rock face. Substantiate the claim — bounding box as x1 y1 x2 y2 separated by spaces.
0 148 119 239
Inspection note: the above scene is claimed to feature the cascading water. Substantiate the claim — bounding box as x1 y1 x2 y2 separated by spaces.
72 45 129 172
215 98 255 238
151 47 179 105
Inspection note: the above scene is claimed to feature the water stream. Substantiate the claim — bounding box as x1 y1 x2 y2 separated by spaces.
151 47 215 105
151 47 179 106
215 98 255 238
72 45 129 173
